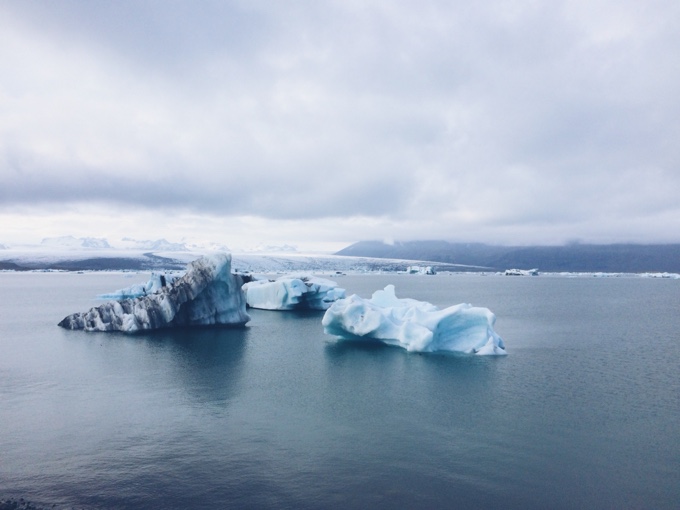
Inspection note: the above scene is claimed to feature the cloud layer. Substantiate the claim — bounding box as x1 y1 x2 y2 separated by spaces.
1 0 679 247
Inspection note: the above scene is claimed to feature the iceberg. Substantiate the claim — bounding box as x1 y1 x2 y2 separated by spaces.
242 275 345 310
504 268 539 276
58 253 249 332
322 285 506 355
407 265 436 275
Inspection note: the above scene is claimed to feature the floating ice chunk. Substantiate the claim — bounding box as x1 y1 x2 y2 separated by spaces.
98 273 179 299
640 272 680 279
407 265 436 275
243 275 345 310
474 336 508 355
504 268 539 276
58 253 249 332
322 285 506 355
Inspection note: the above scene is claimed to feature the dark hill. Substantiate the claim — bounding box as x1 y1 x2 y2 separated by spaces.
336 241 680 273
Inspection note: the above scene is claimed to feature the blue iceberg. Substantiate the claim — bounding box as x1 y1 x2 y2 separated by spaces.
59 254 249 332
322 285 507 355
242 275 345 310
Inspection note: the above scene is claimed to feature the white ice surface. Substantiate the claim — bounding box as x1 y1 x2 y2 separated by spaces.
504 268 539 276
243 275 346 310
322 285 507 355
407 265 436 275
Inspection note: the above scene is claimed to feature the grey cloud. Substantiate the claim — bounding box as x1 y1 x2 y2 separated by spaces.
1 0 679 244
6 0 271 70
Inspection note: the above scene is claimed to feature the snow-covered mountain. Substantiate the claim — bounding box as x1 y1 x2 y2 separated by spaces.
248 243 298 253
41 236 112 249
120 238 188 251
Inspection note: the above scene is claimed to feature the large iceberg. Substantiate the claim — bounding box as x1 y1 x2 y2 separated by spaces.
322 285 507 355
242 275 345 310
58 253 250 332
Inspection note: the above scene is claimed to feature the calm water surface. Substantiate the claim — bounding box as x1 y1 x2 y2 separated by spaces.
1 272 678 509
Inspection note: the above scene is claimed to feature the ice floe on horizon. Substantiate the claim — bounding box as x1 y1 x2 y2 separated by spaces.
504 268 539 276
640 272 680 279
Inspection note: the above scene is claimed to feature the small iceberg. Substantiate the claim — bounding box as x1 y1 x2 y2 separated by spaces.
407 265 436 275
58 253 249 332
242 275 345 310
322 285 506 355
504 268 539 276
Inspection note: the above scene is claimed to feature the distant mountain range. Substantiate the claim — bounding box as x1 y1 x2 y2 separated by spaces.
40 236 112 249
336 241 680 273
3 237 680 273
37 236 191 252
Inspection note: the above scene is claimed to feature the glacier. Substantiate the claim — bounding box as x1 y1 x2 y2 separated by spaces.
242 275 346 310
322 285 507 355
58 253 249 332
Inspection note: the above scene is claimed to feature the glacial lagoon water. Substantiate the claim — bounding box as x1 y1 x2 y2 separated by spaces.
1 272 678 509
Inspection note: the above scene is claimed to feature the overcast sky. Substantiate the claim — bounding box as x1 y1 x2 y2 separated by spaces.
1 0 679 251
